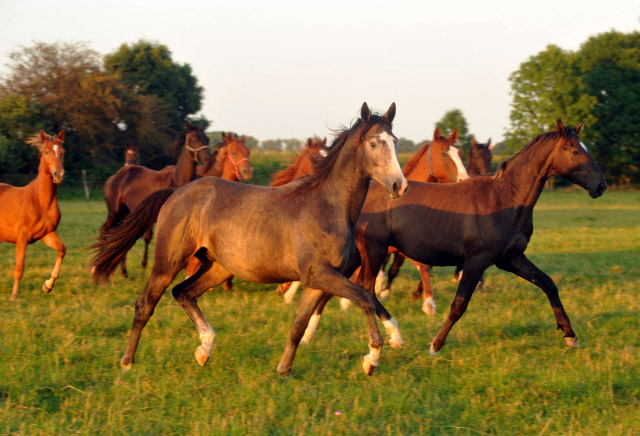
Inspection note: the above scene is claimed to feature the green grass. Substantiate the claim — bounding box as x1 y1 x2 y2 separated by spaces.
0 190 639 435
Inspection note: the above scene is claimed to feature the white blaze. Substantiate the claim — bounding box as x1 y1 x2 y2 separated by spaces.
448 146 469 181
53 145 59 157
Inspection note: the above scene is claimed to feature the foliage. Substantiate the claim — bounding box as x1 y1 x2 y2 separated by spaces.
0 191 638 434
104 40 205 133
506 32 640 183
435 109 473 155
397 137 419 153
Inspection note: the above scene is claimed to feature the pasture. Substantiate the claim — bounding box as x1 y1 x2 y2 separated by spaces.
0 189 639 435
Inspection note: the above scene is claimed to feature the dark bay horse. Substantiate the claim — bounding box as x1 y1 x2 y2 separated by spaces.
0 131 66 300
92 102 407 376
467 137 492 177
196 132 253 181
124 144 140 166
327 120 605 355
99 123 211 276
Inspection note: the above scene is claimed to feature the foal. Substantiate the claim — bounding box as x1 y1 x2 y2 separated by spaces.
92 103 407 376
0 131 66 300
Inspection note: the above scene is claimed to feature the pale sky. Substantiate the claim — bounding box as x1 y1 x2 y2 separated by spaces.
1 0 638 144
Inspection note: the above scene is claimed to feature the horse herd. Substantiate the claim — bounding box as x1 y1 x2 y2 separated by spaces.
0 102 607 376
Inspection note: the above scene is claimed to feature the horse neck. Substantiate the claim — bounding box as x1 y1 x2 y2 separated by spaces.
403 145 433 182
220 157 239 181
321 140 370 224
173 145 197 186
34 159 58 208
496 140 556 208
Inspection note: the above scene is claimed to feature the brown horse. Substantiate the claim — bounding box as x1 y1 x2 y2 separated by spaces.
124 144 140 166
196 132 253 181
99 123 211 277
338 127 468 317
307 120 606 354
91 102 407 376
270 136 328 187
467 137 492 177
0 131 66 300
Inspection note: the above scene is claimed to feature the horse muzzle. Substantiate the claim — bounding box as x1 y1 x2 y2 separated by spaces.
389 176 408 199
52 170 65 184
589 180 607 198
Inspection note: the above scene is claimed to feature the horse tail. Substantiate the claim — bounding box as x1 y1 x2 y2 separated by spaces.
91 188 175 283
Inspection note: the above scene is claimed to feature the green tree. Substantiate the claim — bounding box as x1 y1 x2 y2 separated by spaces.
576 31 640 183
397 137 418 153
435 109 472 155
104 40 205 132
504 45 597 154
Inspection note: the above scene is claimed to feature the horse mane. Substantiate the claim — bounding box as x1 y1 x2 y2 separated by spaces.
270 137 325 187
26 132 52 149
495 130 563 179
401 142 430 176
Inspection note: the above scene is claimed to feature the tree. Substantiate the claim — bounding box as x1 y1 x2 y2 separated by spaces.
397 137 418 153
576 31 640 183
504 45 597 154
435 109 472 155
104 40 205 132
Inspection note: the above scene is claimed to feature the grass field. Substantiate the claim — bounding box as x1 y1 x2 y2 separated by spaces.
0 189 639 435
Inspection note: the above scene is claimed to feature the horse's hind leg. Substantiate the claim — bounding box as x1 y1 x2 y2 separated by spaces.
40 232 66 294
384 252 405 299
411 260 435 315
172 257 233 367
10 238 27 301
121 265 178 370
141 226 153 269
497 253 577 348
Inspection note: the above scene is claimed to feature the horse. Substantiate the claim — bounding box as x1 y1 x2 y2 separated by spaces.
466 137 492 177
124 144 140 166
270 136 328 187
91 102 407 376
196 132 253 181
99 123 211 277
0 131 66 300
305 119 606 354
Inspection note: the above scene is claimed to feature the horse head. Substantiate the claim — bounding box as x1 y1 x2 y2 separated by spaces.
467 137 492 176
183 122 211 166
358 102 407 198
428 127 469 183
549 119 606 198
124 144 139 166
219 132 253 181
30 130 65 184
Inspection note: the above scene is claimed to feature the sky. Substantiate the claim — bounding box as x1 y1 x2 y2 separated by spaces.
0 0 638 144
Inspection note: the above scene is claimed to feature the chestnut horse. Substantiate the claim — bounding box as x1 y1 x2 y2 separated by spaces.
0 131 66 300
196 132 253 181
305 120 606 353
124 144 140 166
91 102 407 376
270 136 328 187
99 123 211 277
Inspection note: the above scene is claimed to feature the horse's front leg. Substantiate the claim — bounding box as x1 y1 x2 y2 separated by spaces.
40 232 66 294
496 253 578 348
10 238 27 301
410 260 435 315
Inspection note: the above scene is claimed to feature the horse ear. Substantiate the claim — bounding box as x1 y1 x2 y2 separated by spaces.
575 120 585 134
57 130 65 142
471 137 477 147
486 137 492 147
383 102 396 123
322 137 327 145
433 127 441 141
240 135 246 142
556 118 565 135
307 138 313 148
450 127 458 143
360 102 371 123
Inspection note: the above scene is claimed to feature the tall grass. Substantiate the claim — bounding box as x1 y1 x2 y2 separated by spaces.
0 190 638 435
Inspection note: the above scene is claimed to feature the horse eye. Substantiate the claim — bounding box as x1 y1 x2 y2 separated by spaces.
572 150 579 155
370 142 376 149
441 152 447 157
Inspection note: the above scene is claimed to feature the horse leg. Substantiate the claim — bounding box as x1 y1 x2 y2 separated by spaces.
141 226 153 269
430 258 486 354
411 260 435 315
10 238 27 301
277 287 326 376
172 258 233 367
496 253 578 348
384 252 405 299
120 264 179 370
120 252 128 278
282 281 300 304
299 292 332 344
40 232 66 293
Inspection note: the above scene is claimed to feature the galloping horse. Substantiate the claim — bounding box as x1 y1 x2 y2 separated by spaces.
92 102 407 376
124 144 140 166
196 132 253 181
0 131 66 300
310 120 605 354
99 123 211 277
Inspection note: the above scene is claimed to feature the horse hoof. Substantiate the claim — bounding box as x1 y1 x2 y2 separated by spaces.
42 282 52 294
120 359 132 372
389 340 403 349
379 289 390 301
362 358 377 376
276 364 291 377
422 297 436 315
563 337 579 349
10 293 18 302
429 343 440 356
195 346 210 367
